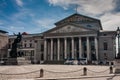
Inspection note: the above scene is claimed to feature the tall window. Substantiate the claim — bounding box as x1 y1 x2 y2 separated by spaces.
41 45 44 51
103 42 108 50
8 44 11 49
24 43 27 48
29 43 32 47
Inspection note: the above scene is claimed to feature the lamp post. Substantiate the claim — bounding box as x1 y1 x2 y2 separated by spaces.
117 27 120 59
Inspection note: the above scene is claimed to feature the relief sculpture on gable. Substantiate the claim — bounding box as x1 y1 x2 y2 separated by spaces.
58 15 94 25
51 25 89 33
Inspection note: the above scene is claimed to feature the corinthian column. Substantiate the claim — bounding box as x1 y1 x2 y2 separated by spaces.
64 38 67 59
51 38 53 60
72 37 74 59
79 37 82 59
44 39 47 60
95 37 98 60
57 38 60 61
87 37 90 61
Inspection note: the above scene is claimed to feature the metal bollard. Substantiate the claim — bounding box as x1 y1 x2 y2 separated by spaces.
40 68 44 77
83 67 87 76
109 66 113 74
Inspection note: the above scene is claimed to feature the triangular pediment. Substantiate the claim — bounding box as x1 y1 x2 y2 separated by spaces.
44 23 96 34
51 25 90 33
55 13 100 26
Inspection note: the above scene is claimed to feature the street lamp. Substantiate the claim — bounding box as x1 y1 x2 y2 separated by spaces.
116 27 120 59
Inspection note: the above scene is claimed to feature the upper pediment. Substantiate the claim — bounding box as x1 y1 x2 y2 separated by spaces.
43 13 102 35
55 13 100 25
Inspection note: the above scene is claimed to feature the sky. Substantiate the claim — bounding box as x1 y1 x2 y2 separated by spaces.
0 0 120 35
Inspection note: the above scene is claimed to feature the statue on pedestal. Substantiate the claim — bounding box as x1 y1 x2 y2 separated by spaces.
9 32 22 58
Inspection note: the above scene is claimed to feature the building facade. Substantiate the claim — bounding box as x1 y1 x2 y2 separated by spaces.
8 13 116 64
0 30 8 60
8 33 43 64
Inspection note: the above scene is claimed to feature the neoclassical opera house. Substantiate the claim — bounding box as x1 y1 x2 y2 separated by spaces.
8 13 116 64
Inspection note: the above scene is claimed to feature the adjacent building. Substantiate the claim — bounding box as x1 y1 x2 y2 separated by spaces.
0 30 8 60
8 13 116 64
8 33 43 64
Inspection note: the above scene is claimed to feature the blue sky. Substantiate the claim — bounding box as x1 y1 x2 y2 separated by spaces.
0 0 120 34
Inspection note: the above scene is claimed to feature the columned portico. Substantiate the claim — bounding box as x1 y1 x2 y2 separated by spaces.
44 36 99 62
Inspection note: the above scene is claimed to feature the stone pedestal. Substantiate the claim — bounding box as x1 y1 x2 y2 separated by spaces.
115 59 120 74
6 57 31 65
17 57 31 65
6 58 18 65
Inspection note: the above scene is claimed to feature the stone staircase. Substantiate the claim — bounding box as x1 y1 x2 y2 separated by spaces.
17 57 31 65
43 60 65 64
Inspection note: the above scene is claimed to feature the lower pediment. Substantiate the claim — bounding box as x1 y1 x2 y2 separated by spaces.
50 25 91 33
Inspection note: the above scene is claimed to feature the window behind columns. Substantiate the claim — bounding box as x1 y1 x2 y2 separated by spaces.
41 44 44 51
103 42 108 50
24 43 27 48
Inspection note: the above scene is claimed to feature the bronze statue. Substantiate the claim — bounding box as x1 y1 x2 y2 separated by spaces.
9 32 22 58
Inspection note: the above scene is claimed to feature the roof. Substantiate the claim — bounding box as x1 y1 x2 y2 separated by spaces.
55 13 100 25
0 30 8 33
22 32 28 35
9 33 43 38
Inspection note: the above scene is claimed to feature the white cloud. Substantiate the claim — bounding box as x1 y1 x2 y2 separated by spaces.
10 26 24 29
8 26 25 34
0 20 3 25
100 13 120 30
15 0 23 7
36 18 55 28
48 0 115 15
48 0 119 31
